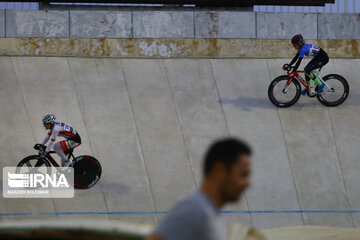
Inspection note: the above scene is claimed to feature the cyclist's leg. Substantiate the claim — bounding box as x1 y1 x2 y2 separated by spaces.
304 56 329 86
54 141 68 166
56 140 81 166
300 67 312 95
67 140 81 150
304 73 311 86
304 60 321 86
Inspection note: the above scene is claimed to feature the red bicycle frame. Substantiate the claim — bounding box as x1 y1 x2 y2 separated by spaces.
285 70 310 91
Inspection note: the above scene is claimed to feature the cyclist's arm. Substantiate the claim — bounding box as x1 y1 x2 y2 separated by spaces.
292 57 303 72
289 53 300 66
41 131 51 146
45 129 59 152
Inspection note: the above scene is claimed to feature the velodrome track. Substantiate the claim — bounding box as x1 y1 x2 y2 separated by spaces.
0 57 359 229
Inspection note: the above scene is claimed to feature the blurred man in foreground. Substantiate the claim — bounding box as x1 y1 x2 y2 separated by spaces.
147 138 252 240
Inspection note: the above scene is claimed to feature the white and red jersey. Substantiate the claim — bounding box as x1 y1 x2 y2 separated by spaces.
41 122 79 152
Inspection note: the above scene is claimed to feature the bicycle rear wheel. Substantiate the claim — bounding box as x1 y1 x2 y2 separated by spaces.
73 155 102 189
268 75 301 108
317 74 349 107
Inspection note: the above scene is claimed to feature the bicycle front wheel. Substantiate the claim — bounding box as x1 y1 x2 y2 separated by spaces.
317 74 349 107
16 155 51 174
268 75 301 108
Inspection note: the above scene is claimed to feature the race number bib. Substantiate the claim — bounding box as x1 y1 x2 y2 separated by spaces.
311 45 320 54
64 124 71 131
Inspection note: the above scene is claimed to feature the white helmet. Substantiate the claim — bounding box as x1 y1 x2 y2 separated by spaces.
42 114 56 125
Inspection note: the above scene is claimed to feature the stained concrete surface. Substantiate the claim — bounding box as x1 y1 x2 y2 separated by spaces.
1 38 360 58
0 57 359 229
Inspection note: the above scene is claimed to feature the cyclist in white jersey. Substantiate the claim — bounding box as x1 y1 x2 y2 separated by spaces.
40 114 81 167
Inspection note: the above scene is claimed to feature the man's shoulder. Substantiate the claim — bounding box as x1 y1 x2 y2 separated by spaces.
178 191 209 205
154 191 225 240
154 192 210 239
170 192 209 217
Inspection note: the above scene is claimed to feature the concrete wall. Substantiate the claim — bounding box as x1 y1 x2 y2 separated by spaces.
256 13 317 39
133 11 194 38
0 38 359 58
0 10 4 38
1 11 359 58
195 12 255 38
1 10 360 39
318 13 360 39
6 11 69 38
70 11 132 38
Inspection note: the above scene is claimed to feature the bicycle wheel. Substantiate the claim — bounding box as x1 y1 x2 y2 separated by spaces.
317 74 349 107
16 155 51 175
268 75 301 108
73 155 102 189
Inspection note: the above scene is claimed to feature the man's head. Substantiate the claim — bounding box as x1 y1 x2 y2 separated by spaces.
203 138 252 203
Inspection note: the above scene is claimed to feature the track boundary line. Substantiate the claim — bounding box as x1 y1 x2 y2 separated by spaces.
1 210 360 216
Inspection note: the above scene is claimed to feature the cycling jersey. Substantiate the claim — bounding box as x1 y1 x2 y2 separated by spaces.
298 44 321 58
290 44 328 73
42 122 81 152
